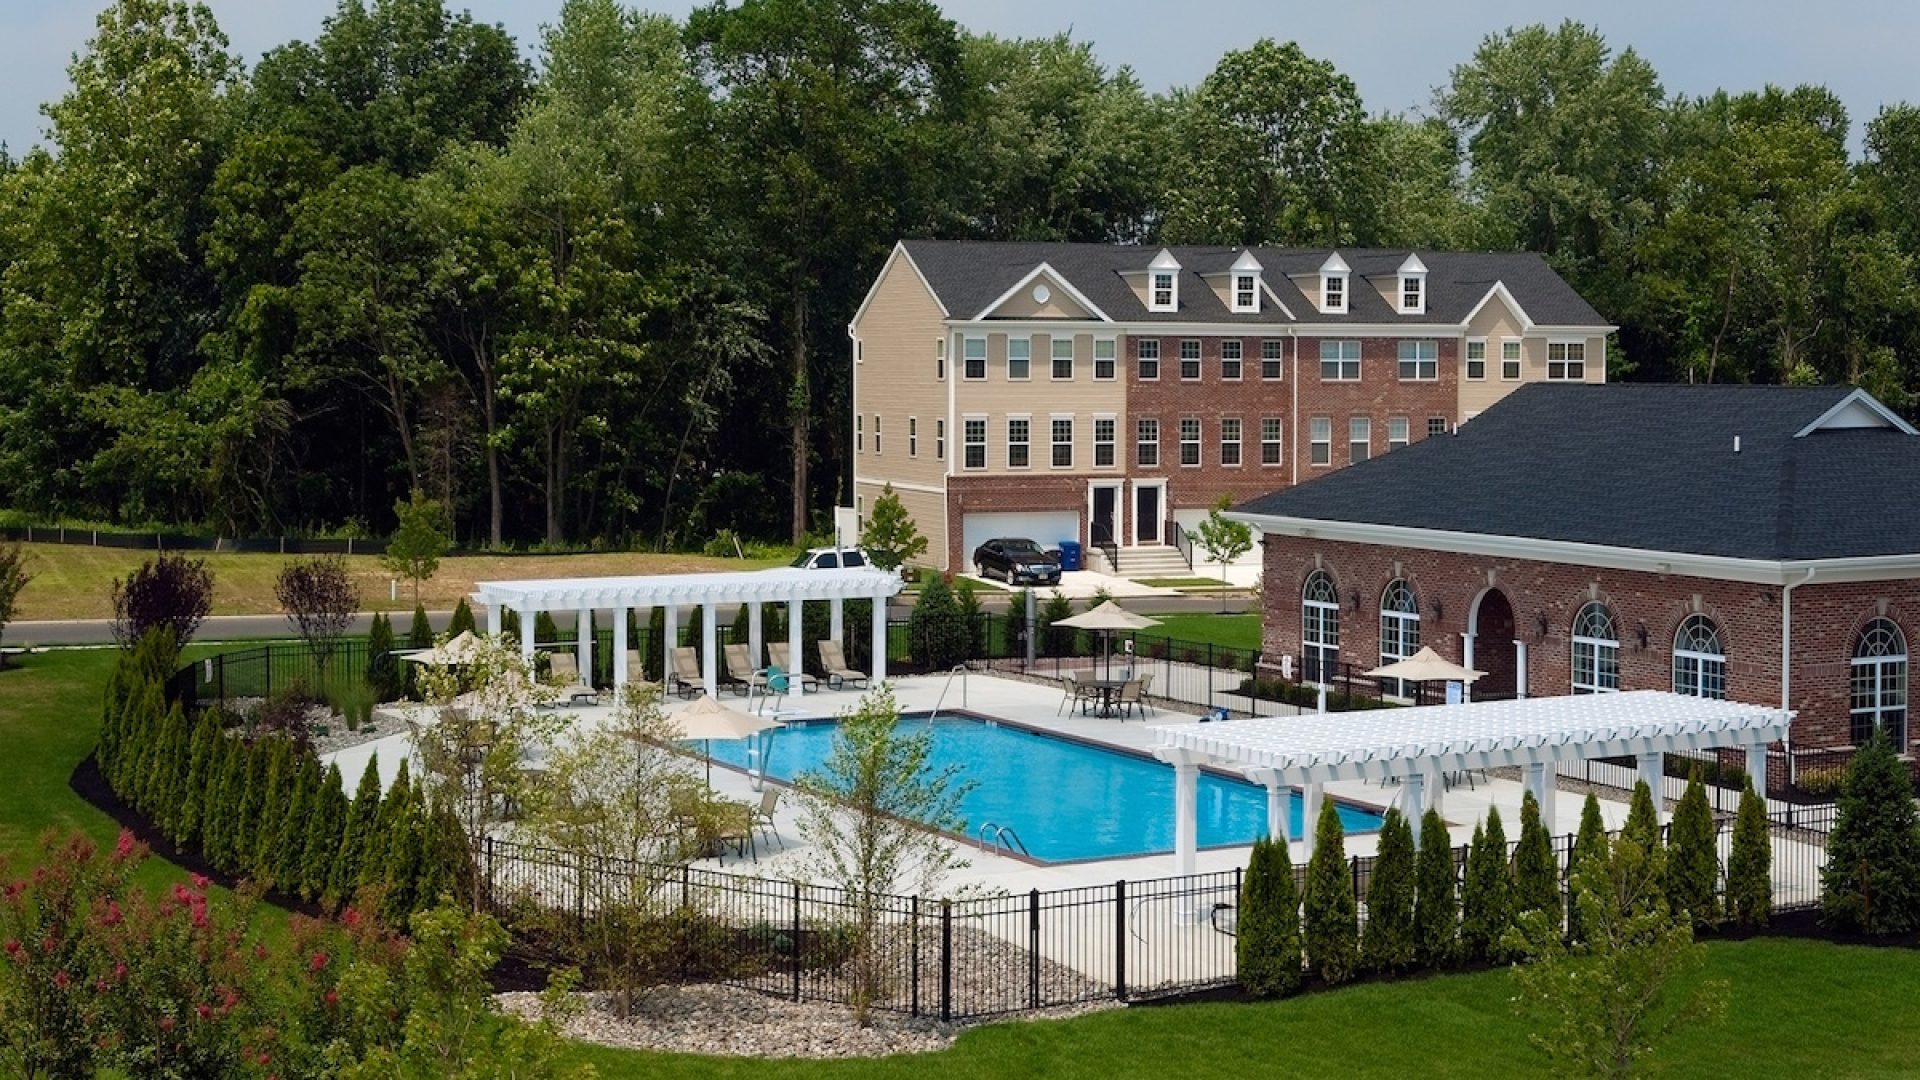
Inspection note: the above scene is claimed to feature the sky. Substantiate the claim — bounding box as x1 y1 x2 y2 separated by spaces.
2 0 1915 156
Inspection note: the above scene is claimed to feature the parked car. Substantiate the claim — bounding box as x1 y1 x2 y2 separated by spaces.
972 538 1062 585
789 546 870 570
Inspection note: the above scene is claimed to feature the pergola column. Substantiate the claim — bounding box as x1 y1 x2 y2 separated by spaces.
1513 640 1528 699
1524 761 1549 814
788 599 806 700
1638 751 1664 817
1745 743 1769 801
486 601 501 637
1540 758 1559 825
701 601 719 696
1155 747 1205 918
663 605 679 684
1427 763 1447 816
518 605 535 658
576 608 593 688
1404 769 1427 847
830 597 844 646
612 606 629 688
748 602 764 672
1302 781 1325 863
870 590 888 684
1247 768 1291 846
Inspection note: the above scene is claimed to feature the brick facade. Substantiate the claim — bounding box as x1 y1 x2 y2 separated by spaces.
1259 534 1920 756
945 474 1090 569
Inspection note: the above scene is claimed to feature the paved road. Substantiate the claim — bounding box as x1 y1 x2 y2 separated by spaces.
14 591 1250 646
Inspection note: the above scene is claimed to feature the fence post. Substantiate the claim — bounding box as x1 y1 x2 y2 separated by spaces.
791 881 802 1002
939 899 953 1022
1113 879 1127 1001
1028 889 1041 1010
483 836 494 911
1207 643 1215 710
264 647 272 698
216 654 225 708
910 895 921 1018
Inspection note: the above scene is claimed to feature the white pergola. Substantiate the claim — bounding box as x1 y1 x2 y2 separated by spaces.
471 568 903 699
1154 690 1793 878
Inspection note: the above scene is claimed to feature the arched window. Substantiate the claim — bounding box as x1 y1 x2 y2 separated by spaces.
1672 615 1726 699
1378 580 1421 697
1571 602 1620 695
1302 571 1340 684
1850 618 1908 747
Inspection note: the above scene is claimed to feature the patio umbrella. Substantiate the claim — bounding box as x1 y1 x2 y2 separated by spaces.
669 693 784 787
1365 646 1486 700
400 630 482 666
1053 601 1161 679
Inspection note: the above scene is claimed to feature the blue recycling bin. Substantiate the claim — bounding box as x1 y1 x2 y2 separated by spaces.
1057 539 1082 571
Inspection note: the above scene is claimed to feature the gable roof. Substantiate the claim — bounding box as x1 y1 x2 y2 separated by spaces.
1233 384 1920 563
897 241 1608 327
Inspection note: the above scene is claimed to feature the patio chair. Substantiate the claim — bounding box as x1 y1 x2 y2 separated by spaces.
721 642 763 696
766 642 820 692
1057 672 1080 715
1115 677 1145 720
750 786 783 848
816 640 869 689
544 653 600 707
669 647 704 698
1135 672 1156 717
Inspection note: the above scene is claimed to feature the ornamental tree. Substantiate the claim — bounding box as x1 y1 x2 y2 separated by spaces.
108 552 213 661
0 542 30 669
1821 730 1920 935
1191 495 1253 610
1361 807 1417 973
858 483 928 573
381 487 449 605
275 555 361 678
1238 835 1302 997
1302 797 1357 984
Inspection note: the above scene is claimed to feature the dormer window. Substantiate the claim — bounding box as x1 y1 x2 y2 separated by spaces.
1397 253 1427 315
1148 249 1181 312
1229 250 1263 314
1319 252 1350 314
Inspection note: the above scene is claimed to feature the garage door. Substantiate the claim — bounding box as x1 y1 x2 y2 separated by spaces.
961 512 1081 566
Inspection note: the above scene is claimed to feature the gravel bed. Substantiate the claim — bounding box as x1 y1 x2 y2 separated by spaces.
225 697 397 755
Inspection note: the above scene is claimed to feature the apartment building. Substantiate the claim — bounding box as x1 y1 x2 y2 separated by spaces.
848 241 1612 573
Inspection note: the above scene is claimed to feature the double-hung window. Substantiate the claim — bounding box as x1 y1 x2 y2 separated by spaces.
1309 417 1331 465
1260 418 1283 465
935 419 945 460
935 338 946 379
1672 615 1727 700
1137 339 1160 380
1151 270 1175 309
908 417 917 457
1006 417 1030 468
1320 339 1360 381
1233 273 1258 310
1465 338 1487 380
856 414 863 453
962 417 985 469
1178 417 1201 466
1051 337 1074 379
1397 339 1437 380
1050 417 1073 468
1220 340 1243 380
1179 339 1201 380
1007 337 1030 380
1571 603 1620 694
1261 339 1284 380
1094 338 1116 380
1548 341 1586 380
1136 418 1159 466
1501 340 1521 380
1093 417 1116 467
1427 416 1448 438
1219 418 1241 465
872 415 880 454
1387 416 1409 451
1349 416 1370 463
963 336 987 380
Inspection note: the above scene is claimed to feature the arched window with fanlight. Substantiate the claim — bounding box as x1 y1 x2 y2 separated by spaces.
1379 579 1421 697
1302 570 1340 684
1850 618 1907 748
1672 615 1726 699
1571 602 1620 695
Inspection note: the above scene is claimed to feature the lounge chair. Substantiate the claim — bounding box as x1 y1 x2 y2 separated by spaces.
766 642 819 692
544 653 600 706
669 646 704 698
721 643 763 696
619 649 664 696
816 639 869 689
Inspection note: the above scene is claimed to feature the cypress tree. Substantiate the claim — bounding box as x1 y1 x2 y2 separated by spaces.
1666 769 1721 929
1302 798 1358 984
1821 730 1920 935
161 704 194 839
1361 807 1416 973
232 740 272 878
250 740 294 881
366 613 399 701
407 604 433 649
1568 791 1609 943
413 796 477 914
177 711 219 849
1237 836 1302 997
98 654 132 779
1459 808 1513 963
334 756 385 905
644 607 665 680
202 739 242 872
1623 779 1662 855
303 763 350 904
379 785 428 926
534 611 559 646
1512 790 1559 925
1727 781 1772 929
139 703 184 831
1414 807 1457 967
273 757 322 894
363 761 412 894
447 598 477 637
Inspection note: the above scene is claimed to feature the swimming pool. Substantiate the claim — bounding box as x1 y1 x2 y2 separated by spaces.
705 715 1384 863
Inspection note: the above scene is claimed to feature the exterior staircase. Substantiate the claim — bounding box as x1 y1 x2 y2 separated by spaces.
1094 544 1193 579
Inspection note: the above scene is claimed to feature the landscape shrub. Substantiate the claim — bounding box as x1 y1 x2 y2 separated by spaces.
365 612 401 701
1414 807 1458 966
1460 808 1513 962
407 603 433 649
1821 730 1920 935
907 574 968 669
1037 591 1074 657
1512 789 1559 925
447 596 478 637
1728 781 1773 929
1666 770 1722 930
1568 792 1610 943
1237 836 1302 997
1302 798 1357 984
1360 807 1416 973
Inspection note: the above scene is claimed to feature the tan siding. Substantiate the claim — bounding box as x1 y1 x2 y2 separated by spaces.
851 252 949 492
988 273 1095 319
1587 335 1608 383
1459 293 1527 418
949 326 1128 508
852 480 947 572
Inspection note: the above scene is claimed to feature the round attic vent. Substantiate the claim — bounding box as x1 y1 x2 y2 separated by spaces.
1032 283 1051 304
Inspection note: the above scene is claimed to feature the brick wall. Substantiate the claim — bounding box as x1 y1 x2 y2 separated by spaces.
944 474 1089 569
1258 535 1920 754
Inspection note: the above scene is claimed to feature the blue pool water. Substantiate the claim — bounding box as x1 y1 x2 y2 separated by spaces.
705 715 1384 863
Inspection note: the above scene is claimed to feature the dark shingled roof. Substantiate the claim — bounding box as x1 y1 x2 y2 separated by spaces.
1234 384 1920 562
899 241 1608 327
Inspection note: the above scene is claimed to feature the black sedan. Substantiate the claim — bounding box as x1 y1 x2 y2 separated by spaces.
972 538 1062 585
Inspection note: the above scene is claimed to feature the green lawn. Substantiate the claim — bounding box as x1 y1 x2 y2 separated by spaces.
556 937 1920 1078
1144 613 1262 653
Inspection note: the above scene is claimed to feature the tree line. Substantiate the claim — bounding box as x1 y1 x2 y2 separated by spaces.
3 2 1918 548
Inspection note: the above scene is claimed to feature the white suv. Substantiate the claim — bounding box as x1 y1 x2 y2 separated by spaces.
789 547 870 570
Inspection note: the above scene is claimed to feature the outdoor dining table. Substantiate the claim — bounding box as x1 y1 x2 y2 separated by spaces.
1081 678 1128 718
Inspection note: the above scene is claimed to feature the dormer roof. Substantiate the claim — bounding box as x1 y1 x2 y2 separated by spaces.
1231 250 1263 274
1398 253 1427 275
1320 252 1350 275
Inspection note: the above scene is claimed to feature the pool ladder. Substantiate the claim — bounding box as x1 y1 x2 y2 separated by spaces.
927 663 968 723
977 822 1029 857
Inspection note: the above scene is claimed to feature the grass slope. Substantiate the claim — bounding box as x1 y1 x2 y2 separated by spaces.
1143 613 1261 653
10 544 788 621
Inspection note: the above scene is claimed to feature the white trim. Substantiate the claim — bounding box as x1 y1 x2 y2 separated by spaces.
1130 478 1167 546
1464 336 1488 380
851 242 950 327
1148 249 1181 313
968 262 1113 323
1795 388 1918 437
1226 510 1920 586
1460 281 1536 332
477 567 904 613
853 475 943 496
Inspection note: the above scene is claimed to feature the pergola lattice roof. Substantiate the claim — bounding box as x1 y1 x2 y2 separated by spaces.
472 567 902 611
1156 690 1792 787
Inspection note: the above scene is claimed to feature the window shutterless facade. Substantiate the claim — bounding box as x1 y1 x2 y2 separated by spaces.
872 415 880 454
1349 416 1370 464
1851 618 1908 746
1465 338 1486 380
1094 338 1116 380
1501 340 1522 380
1008 337 1030 380
1320 339 1360 381
1052 337 1074 379
908 416 917 457
1179 339 1201 380
963 417 986 469
1136 417 1159 466
855 414 863 453
1261 418 1283 465
1094 417 1116 467
1220 417 1241 465
1309 417 1331 465
935 337 945 379
1006 417 1030 468
964 336 987 380
935 419 945 460
1397 339 1438 380
1427 416 1448 438
1378 579 1421 697
1401 277 1422 312
1137 338 1160 380
1051 417 1073 467
1571 602 1620 694
1387 416 1409 451
1234 273 1257 310
1179 417 1201 466
1220 340 1242 380
1548 341 1586 380
1323 275 1345 313
1261 339 1284 380
1151 270 1175 309
1672 615 1727 700
1303 570 1340 683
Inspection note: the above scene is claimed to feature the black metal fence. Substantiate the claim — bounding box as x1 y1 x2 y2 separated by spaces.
477 806 1832 1020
